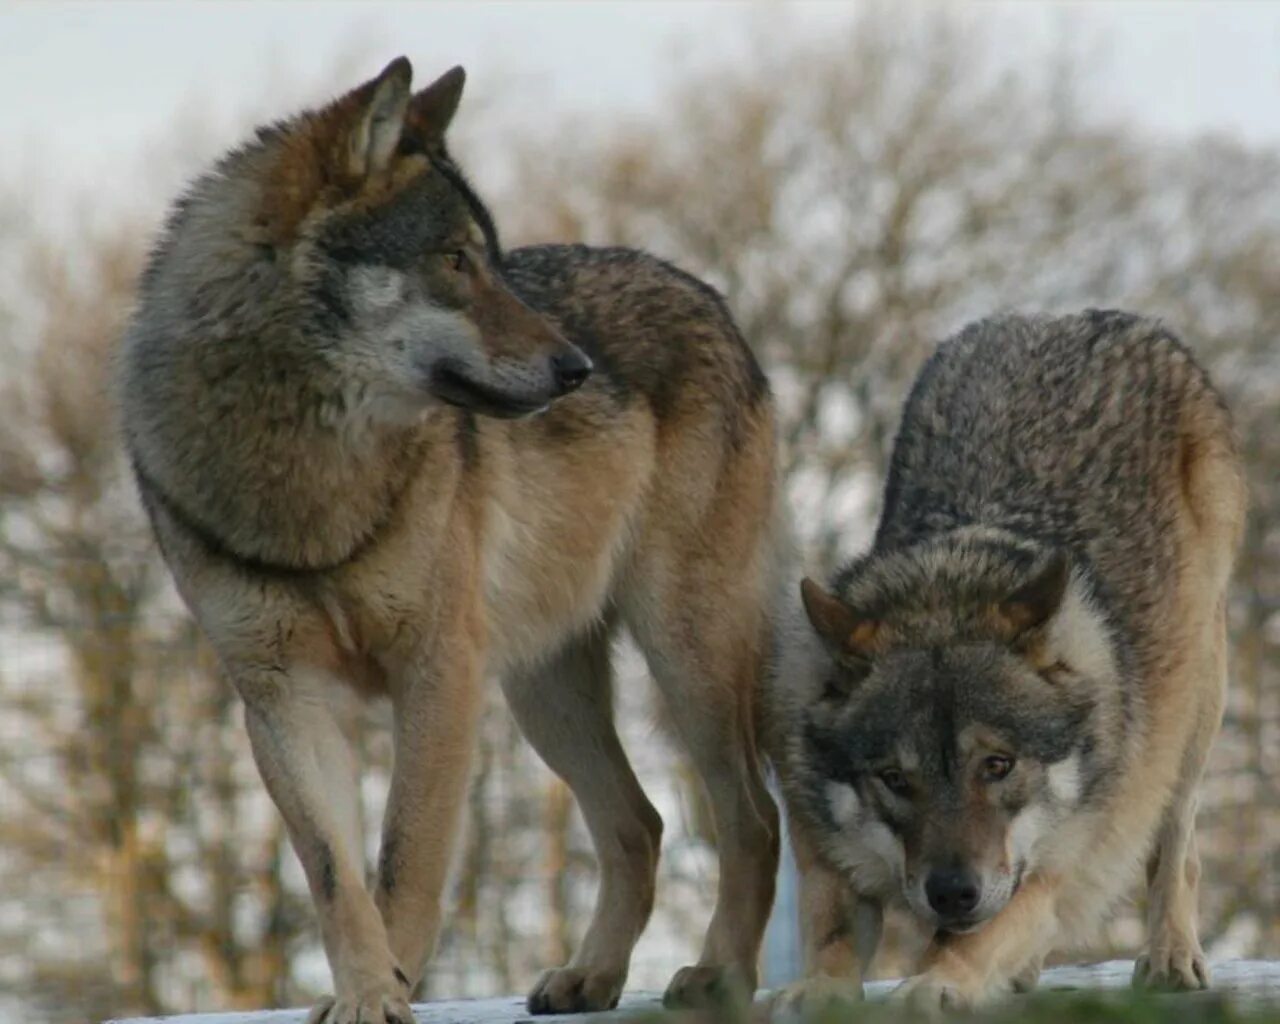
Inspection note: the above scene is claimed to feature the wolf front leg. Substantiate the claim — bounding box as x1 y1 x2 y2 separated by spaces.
237 666 412 1024
896 873 1061 1013
769 825 882 1017
374 639 485 992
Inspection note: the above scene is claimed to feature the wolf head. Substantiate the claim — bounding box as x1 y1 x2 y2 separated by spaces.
794 533 1120 934
122 58 594 570
146 57 589 425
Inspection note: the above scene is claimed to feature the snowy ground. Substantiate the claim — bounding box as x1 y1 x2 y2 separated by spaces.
105 960 1280 1024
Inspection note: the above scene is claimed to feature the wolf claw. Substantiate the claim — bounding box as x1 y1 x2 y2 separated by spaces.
527 966 623 1014
1134 945 1211 991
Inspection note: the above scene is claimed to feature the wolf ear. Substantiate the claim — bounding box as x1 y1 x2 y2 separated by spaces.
344 56 413 178
800 578 881 663
405 65 466 153
997 552 1070 642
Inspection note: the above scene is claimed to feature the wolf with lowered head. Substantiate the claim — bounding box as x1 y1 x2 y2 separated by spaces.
769 310 1245 1011
119 58 782 1023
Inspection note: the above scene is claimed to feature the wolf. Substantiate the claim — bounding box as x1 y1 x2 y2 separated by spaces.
118 57 782 1022
767 310 1245 1012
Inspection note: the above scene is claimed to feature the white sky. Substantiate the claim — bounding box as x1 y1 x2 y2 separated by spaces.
1 1 1278 191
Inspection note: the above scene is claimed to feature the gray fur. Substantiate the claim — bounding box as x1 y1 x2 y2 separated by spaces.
768 310 1246 1010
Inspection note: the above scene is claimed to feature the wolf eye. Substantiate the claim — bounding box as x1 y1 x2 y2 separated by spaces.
982 755 1015 781
446 250 468 273
878 768 910 797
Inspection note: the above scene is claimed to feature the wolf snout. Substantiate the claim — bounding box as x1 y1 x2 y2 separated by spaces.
925 867 981 923
551 347 592 396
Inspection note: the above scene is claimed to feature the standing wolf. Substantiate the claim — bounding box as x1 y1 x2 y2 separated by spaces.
769 311 1245 1011
119 58 781 1022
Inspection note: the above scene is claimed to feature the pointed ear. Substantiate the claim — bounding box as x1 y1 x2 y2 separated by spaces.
800 578 882 663
998 552 1070 641
405 65 466 153
345 56 413 178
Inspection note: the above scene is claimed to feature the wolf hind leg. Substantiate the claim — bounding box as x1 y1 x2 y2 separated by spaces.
1134 827 1209 991
626 598 780 1009
1133 629 1225 991
655 676 779 1010
1132 406 1242 992
502 626 663 1015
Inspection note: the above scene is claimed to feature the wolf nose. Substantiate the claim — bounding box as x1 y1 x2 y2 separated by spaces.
925 868 981 920
551 348 592 396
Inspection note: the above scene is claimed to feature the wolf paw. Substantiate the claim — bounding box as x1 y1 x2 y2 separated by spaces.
305 986 414 1024
893 973 965 1017
1133 943 1211 991
1010 960 1042 994
769 974 863 1019
526 966 623 1014
894 967 1009 1017
662 964 753 1010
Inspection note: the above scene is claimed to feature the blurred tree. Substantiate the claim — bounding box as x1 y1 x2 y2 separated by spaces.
0 6 1276 1019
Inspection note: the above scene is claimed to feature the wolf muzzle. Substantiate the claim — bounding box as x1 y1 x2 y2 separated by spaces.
926 866 982 927
550 347 592 396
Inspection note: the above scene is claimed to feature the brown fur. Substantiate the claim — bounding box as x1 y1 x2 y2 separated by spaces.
120 59 782 1022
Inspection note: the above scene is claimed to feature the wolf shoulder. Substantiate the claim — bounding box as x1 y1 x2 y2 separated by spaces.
884 310 1241 525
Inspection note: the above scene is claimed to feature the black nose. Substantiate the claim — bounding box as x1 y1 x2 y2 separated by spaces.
551 348 592 396
925 868 981 920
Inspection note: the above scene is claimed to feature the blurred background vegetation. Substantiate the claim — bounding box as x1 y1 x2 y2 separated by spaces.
0 5 1276 1022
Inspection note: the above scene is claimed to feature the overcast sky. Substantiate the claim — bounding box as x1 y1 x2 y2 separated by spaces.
1 1 1278 206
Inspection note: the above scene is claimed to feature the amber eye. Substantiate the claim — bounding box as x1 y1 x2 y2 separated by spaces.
878 768 910 797
982 755 1015 782
446 250 468 273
